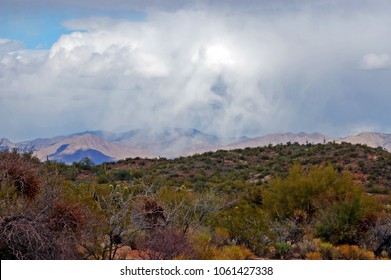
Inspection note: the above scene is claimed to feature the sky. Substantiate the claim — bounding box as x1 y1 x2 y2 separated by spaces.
1 0 391 142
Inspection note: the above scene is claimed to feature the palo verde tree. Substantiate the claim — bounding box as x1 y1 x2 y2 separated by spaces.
262 164 381 246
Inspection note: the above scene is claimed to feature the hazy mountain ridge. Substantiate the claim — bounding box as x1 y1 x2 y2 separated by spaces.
336 132 391 152
33 134 152 164
1 130 391 164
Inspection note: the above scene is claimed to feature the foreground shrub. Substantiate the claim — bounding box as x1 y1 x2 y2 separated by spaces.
274 242 293 259
263 164 371 218
304 241 375 260
362 212 391 258
135 226 194 260
263 164 380 245
211 245 254 260
213 201 273 256
191 231 254 260
0 150 40 199
0 151 86 259
0 205 84 260
336 245 375 260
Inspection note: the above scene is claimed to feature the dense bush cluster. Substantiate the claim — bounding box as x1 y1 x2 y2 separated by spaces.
1 143 391 259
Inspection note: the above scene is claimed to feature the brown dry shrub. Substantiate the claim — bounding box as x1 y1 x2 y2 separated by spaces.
0 213 80 260
0 169 87 259
135 226 194 259
49 202 86 233
142 198 166 227
0 150 40 199
131 197 167 230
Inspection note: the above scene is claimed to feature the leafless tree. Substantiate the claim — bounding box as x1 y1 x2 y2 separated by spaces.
79 182 168 260
162 190 231 234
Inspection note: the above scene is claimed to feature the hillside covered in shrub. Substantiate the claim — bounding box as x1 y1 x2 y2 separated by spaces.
1 142 391 260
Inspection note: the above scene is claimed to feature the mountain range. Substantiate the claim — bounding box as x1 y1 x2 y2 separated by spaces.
1 129 390 164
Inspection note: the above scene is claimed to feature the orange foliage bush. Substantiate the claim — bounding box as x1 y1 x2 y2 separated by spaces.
306 252 322 260
336 245 375 260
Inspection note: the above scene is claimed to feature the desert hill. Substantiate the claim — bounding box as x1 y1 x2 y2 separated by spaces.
2 130 391 164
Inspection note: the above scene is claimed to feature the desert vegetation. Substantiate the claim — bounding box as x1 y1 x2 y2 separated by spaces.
1 142 391 259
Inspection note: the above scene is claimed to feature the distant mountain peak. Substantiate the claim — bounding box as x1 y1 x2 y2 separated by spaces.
338 132 391 151
0 138 16 150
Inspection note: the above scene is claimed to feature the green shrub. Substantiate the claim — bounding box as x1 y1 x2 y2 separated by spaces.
111 169 132 181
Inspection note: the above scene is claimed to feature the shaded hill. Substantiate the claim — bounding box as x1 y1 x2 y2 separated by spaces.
34 134 151 164
48 148 114 165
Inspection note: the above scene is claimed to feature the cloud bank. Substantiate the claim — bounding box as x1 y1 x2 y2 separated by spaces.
1 2 391 141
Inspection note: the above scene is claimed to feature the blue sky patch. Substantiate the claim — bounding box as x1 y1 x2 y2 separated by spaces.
0 9 146 49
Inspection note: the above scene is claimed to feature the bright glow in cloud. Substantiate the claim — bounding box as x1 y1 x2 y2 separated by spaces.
202 44 235 70
1 2 391 141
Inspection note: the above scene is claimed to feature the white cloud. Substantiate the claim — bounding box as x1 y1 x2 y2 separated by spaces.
359 53 391 70
0 38 25 55
2 4 391 141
